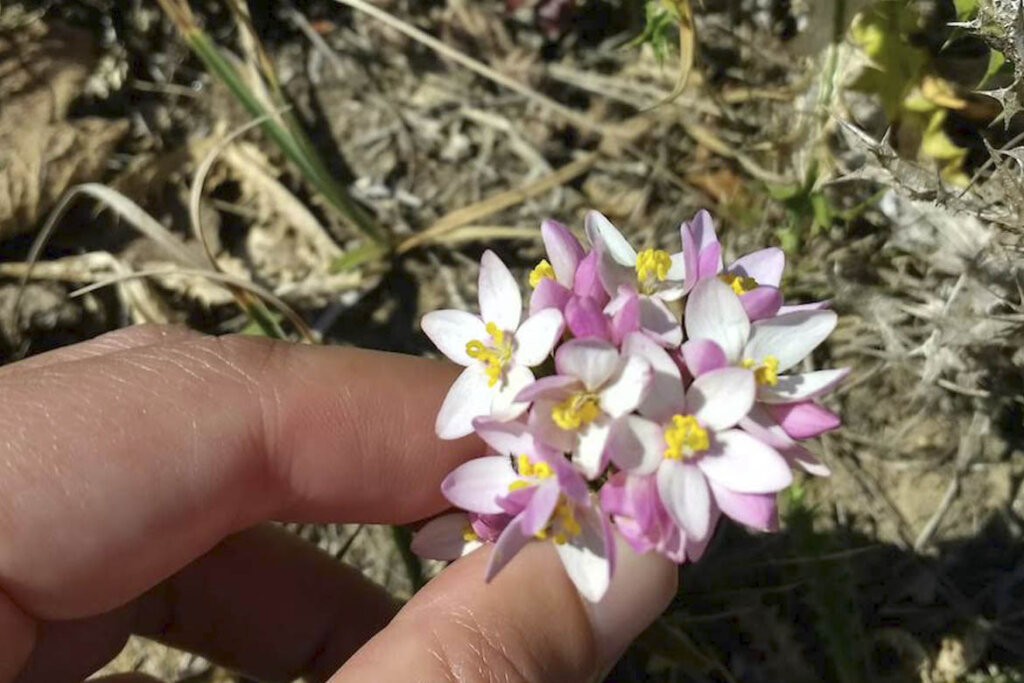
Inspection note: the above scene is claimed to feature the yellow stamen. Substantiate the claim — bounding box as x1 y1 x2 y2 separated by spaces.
536 501 582 544
462 526 479 542
663 414 710 460
550 393 601 430
529 259 556 288
636 249 673 284
741 355 780 386
719 272 759 295
465 322 513 387
513 454 553 484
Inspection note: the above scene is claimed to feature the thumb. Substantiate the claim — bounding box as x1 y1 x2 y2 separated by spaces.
330 535 676 682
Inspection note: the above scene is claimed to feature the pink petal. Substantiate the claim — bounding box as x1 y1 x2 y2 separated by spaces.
470 512 513 543
595 248 637 300
436 365 493 439
738 404 795 450
708 482 779 532
479 250 522 332
473 418 535 457
599 355 652 418
572 251 608 304
697 429 792 494
555 338 620 390
541 218 584 286
739 286 783 322
757 368 850 403
685 278 750 362
442 456 518 514
681 338 727 378
528 400 577 452
607 415 663 475
412 513 479 560
520 479 560 536
743 310 838 373
565 296 612 342
698 242 722 280
688 209 720 252
485 515 532 581
657 461 712 542
688 367 756 431
529 277 572 315
766 402 841 439
609 288 641 345
514 308 565 367
515 375 580 403
639 296 683 348
730 248 785 287
684 508 720 562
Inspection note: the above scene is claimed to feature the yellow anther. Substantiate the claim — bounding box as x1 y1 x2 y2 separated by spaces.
663 414 710 460
508 479 532 492
462 526 479 542
636 249 673 284
719 272 759 295
741 355 780 386
465 323 513 388
536 501 582 544
515 453 553 480
550 393 602 430
529 259 556 288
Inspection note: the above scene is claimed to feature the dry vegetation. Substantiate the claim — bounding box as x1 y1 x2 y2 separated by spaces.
2 0 1023 681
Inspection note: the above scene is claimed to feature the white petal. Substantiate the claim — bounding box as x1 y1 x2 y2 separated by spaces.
490 365 534 421
585 211 636 265
421 310 486 366
606 415 663 475
598 355 652 418
738 404 795 450
412 513 480 560
555 503 612 603
555 338 620 390
743 310 838 373
639 297 683 347
575 417 611 479
688 367 756 431
657 461 712 542
436 365 494 439
479 250 522 332
757 368 850 403
513 308 565 367
697 430 792 494
473 419 534 457
623 332 685 421
685 278 750 362
485 515 532 581
442 456 518 514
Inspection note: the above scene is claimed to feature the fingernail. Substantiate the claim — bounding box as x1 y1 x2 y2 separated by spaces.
585 534 678 676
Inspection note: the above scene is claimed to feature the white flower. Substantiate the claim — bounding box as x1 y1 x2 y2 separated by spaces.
422 251 565 439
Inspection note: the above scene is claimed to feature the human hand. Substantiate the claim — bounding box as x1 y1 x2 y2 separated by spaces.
1 326 676 682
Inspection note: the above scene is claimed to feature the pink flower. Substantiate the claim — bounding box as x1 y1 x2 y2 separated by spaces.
440 420 615 601
517 338 653 478
422 250 565 439
680 210 828 320
606 350 792 545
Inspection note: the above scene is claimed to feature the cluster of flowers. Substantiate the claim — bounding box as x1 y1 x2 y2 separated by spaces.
412 211 846 602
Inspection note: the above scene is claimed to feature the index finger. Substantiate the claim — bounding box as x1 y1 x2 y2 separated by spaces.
0 329 480 621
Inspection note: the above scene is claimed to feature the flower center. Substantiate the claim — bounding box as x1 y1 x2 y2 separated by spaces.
508 453 555 492
550 392 601 431
462 525 479 542
635 249 672 290
465 322 514 387
529 259 556 288
663 414 710 460
535 500 583 545
719 272 758 295
741 355 780 386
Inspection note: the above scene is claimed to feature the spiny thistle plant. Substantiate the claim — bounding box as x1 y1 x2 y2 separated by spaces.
412 211 845 601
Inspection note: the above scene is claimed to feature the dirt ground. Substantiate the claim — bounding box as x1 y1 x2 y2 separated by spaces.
2 0 1023 681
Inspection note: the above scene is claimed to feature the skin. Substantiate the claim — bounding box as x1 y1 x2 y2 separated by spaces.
0 326 677 683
